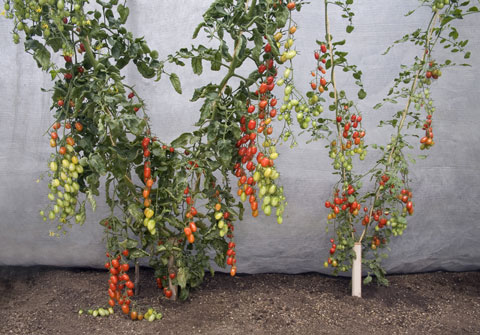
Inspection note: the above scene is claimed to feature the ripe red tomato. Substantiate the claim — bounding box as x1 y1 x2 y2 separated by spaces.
110 275 118 284
122 304 129 314
165 289 173 299
111 259 120 269
75 122 83 132
189 221 197 232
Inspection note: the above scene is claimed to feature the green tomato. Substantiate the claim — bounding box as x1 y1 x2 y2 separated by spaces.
277 216 283 224
263 205 272 216
214 212 223 220
48 193 55 201
285 50 297 60
57 1 64 10
50 162 58 171
48 211 55 220
147 219 155 231
259 186 267 196
268 185 277 194
270 152 279 160
284 85 293 95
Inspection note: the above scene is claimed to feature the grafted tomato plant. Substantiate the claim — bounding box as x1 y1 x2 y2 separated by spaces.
2 0 295 309
278 0 478 285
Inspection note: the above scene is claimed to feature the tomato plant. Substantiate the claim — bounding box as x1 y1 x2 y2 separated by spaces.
278 0 479 287
2 0 295 310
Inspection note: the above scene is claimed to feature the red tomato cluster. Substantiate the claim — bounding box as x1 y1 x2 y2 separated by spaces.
420 114 434 149
310 45 328 93
324 186 361 221
226 241 237 276
398 189 414 215
425 61 442 80
234 38 283 219
105 251 134 314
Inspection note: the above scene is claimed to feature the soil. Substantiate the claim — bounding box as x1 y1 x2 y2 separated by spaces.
0 267 479 335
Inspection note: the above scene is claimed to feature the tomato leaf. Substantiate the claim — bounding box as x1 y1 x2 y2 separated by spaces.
89 154 107 176
128 204 144 222
86 190 97 212
136 61 155 79
171 132 194 148
119 238 138 249
122 114 146 136
130 248 150 259
169 73 182 94
117 4 130 23
177 267 188 288
358 89 367 100
192 57 203 75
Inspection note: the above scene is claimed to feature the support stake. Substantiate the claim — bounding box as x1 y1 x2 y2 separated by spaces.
352 242 362 298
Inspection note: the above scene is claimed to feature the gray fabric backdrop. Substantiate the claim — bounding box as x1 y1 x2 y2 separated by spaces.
1 1 479 274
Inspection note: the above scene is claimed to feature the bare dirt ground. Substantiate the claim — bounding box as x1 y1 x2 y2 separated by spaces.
0 266 479 335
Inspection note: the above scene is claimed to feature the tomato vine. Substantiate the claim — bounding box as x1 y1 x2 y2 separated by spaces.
282 0 479 285
3 0 478 313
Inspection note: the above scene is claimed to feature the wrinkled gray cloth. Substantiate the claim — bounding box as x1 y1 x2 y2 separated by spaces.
0 0 479 274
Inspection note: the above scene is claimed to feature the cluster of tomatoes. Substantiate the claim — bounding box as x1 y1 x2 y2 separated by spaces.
328 108 367 171
182 186 198 244
398 188 414 216
234 39 286 224
156 273 175 299
420 114 434 149
310 44 328 91
104 250 135 315
370 235 386 250
41 118 85 233
141 136 158 235
324 186 361 221
226 241 237 277
432 0 451 11
212 202 231 237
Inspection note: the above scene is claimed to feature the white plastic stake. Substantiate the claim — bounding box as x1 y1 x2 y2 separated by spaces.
352 242 362 298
